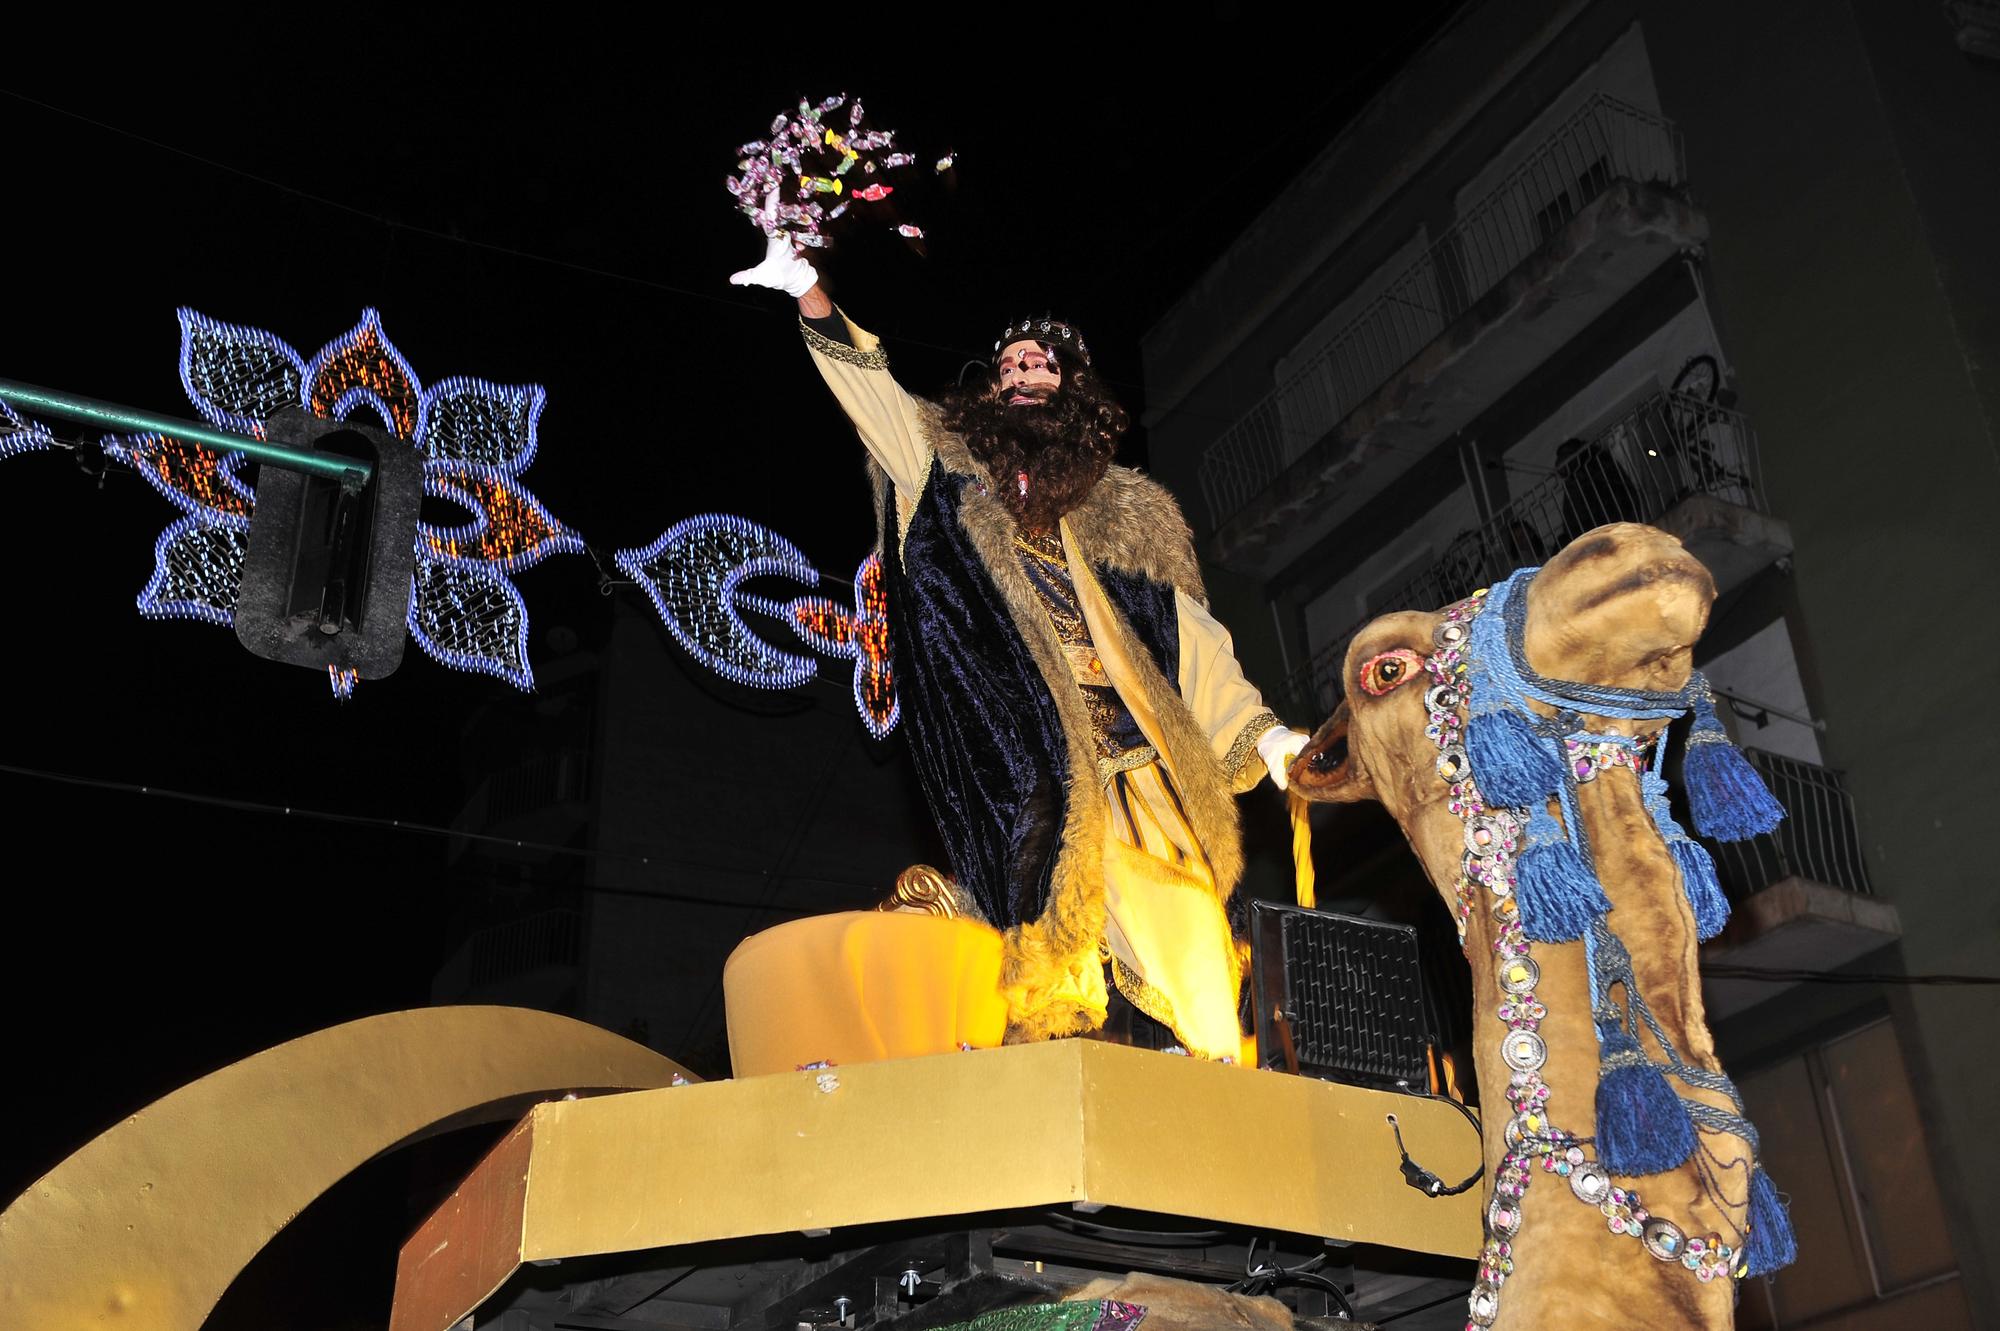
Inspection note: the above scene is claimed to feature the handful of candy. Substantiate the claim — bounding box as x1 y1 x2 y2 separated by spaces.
725 95 957 248
726 96 922 247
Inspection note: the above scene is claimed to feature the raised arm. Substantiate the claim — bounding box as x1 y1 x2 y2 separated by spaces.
731 236 934 495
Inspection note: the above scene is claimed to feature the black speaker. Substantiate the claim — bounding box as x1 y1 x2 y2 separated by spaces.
1249 899 1431 1092
233 407 422 680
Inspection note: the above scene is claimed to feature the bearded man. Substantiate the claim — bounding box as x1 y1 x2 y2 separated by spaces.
732 237 1307 1061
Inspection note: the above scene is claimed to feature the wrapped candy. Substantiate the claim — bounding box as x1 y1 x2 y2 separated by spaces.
895 224 925 239
935 151 956 172
725 94 934 248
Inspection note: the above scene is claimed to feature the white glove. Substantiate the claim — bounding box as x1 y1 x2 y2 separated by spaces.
1256 726 1312 792
729 232 820 298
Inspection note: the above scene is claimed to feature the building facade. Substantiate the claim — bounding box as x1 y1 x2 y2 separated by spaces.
1142 3 1997 1326
430 597 938 1077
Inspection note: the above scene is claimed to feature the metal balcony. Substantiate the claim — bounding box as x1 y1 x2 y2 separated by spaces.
1286 389 1786 716
1196 94 1704 576
450 746 592 860
431 907 584 1007
1701 749 1902 1017
1706 749 1872 900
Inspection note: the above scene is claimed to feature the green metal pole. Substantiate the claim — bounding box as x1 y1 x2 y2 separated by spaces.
0 378 373 491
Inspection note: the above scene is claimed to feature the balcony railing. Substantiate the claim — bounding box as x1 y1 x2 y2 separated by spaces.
1705 749 1873 900
434 908 583 999
457 747 591 836
1198 94 1685 532
1287 389 1765 715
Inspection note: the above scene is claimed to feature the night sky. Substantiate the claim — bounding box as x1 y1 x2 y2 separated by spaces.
3 13 1459 1325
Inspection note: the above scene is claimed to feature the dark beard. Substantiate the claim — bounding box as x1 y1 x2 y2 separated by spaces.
941 385 1120 531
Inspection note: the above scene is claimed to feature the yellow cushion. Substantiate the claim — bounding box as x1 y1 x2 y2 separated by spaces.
723 912 1010 1077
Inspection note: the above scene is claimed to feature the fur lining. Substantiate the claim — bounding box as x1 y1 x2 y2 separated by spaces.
920 412 1111 1039
909 405 1246 1039
1067 463 1211 609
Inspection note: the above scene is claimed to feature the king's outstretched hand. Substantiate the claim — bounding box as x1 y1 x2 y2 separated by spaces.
730 232 820 298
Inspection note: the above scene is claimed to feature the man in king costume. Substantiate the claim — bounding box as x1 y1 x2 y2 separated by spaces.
733 237 1308 1061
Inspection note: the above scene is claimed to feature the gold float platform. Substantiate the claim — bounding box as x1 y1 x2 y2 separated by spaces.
391 1040 1484 1331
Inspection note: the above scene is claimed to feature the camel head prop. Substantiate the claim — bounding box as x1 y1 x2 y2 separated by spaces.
1290 524 1796 1330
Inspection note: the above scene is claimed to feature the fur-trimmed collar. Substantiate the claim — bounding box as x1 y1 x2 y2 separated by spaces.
920 405 1209 607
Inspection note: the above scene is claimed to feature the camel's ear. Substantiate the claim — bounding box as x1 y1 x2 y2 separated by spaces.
1288 704 1377 804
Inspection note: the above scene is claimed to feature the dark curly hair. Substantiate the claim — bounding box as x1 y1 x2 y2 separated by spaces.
936 355 1131 531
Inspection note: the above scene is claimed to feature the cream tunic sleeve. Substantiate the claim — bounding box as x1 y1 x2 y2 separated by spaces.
1176 589 1284 793
801 309 934 500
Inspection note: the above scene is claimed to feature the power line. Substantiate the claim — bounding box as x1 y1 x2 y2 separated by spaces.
1703 964 2000 988
0 86 761 319
0 82 1366 444
0 758 885 911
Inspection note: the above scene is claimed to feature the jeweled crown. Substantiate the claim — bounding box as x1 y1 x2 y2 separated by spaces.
992 315 1090 367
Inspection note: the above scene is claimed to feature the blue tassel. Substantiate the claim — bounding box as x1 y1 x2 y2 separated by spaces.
1744 1167 1798 1276
1685 695 1786 842
1465 707 1563 807
1671 837 1731 941
1515 809 1610 943
1594 1020 1696 1175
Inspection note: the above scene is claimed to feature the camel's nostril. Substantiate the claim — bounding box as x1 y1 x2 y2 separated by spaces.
1309 733 1348 772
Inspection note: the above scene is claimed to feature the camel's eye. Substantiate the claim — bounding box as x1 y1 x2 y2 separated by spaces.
1359 650 1423 697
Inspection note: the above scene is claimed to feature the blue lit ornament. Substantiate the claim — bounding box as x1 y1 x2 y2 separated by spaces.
100 308 584 695
0 398 57 460
616 516 900 738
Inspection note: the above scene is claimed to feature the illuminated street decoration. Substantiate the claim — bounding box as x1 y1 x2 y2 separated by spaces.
0 398 56 459
616 516 899 738
177 308 306 436
6 309 895 733
92 308 582 692
98 431 256 624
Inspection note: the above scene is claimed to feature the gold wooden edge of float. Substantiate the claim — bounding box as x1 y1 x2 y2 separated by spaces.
0 1006 689 1331
390 1040 1485 1331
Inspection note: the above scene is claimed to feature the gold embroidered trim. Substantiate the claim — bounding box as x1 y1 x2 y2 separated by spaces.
801 319 889 370
1062 642 1107 681
1111 956 1182 1035
1097 744 1161 783
1224 710 1284 780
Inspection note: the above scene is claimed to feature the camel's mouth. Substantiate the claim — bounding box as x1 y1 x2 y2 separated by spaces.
1289 707 1357 801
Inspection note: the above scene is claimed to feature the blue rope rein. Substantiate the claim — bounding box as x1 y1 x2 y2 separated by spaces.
1496 569 1705 725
